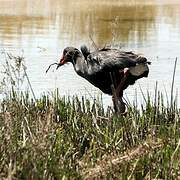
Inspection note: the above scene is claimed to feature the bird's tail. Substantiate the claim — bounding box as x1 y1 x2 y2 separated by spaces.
136 56 151 65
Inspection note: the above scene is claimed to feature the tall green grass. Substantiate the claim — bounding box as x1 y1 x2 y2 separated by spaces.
0 52 179 179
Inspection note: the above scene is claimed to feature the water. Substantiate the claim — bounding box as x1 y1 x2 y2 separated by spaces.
0 0 180 107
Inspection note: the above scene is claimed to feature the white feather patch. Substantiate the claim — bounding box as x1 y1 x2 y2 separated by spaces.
129 63 149 76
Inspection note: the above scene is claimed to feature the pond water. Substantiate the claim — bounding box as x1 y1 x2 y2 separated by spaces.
0 0 180 107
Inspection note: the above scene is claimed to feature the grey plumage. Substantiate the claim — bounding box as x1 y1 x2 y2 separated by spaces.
58 45 150 95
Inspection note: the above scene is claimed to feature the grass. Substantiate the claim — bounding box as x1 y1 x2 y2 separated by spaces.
0 53 179 179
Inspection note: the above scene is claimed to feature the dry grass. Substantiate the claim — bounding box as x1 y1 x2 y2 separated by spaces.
0 52 179 179
82 139 164 179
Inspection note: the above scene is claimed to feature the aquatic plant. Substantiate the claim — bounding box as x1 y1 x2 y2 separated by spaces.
0 53 179 179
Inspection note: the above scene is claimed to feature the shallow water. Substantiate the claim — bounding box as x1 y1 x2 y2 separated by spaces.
0 0 180 107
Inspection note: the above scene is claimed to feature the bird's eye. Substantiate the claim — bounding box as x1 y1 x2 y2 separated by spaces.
67 54 71 58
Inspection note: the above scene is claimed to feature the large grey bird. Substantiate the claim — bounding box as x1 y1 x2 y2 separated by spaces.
57 45 150 113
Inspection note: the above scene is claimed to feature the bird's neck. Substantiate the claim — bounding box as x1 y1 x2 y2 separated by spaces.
73 55 88 76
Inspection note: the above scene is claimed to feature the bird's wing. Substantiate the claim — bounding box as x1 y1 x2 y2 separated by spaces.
86 48 147 75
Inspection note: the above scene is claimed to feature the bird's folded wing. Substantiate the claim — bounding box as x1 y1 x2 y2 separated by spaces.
129 63 149 76
86 49 146 75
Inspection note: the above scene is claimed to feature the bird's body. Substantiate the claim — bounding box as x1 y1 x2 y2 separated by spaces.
57 45 150 113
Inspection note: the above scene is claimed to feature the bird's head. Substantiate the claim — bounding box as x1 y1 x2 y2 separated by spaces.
57 47 80 69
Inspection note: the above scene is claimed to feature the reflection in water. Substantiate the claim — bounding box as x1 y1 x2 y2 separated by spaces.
0 1 159 46
0 0 180 106
87 5 157 45
1 1 180 48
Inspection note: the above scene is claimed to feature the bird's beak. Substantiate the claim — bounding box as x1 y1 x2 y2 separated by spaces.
56 63 61 69
56 56 65 69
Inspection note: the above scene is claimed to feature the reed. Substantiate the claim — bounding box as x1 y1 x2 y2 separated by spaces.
0 53 179 179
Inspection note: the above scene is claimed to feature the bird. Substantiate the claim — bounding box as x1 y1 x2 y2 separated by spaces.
56 45 150 114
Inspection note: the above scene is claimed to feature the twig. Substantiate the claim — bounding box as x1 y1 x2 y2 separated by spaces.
22 64 36 101
89 34 98 51
46 63 59 73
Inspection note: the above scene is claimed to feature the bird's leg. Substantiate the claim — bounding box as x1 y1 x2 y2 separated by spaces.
112 95 126 114
112 93 120 113
112 68 129 114
116 68 129 95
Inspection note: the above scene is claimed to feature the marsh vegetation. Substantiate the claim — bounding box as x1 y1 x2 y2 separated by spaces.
0 53 179 179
